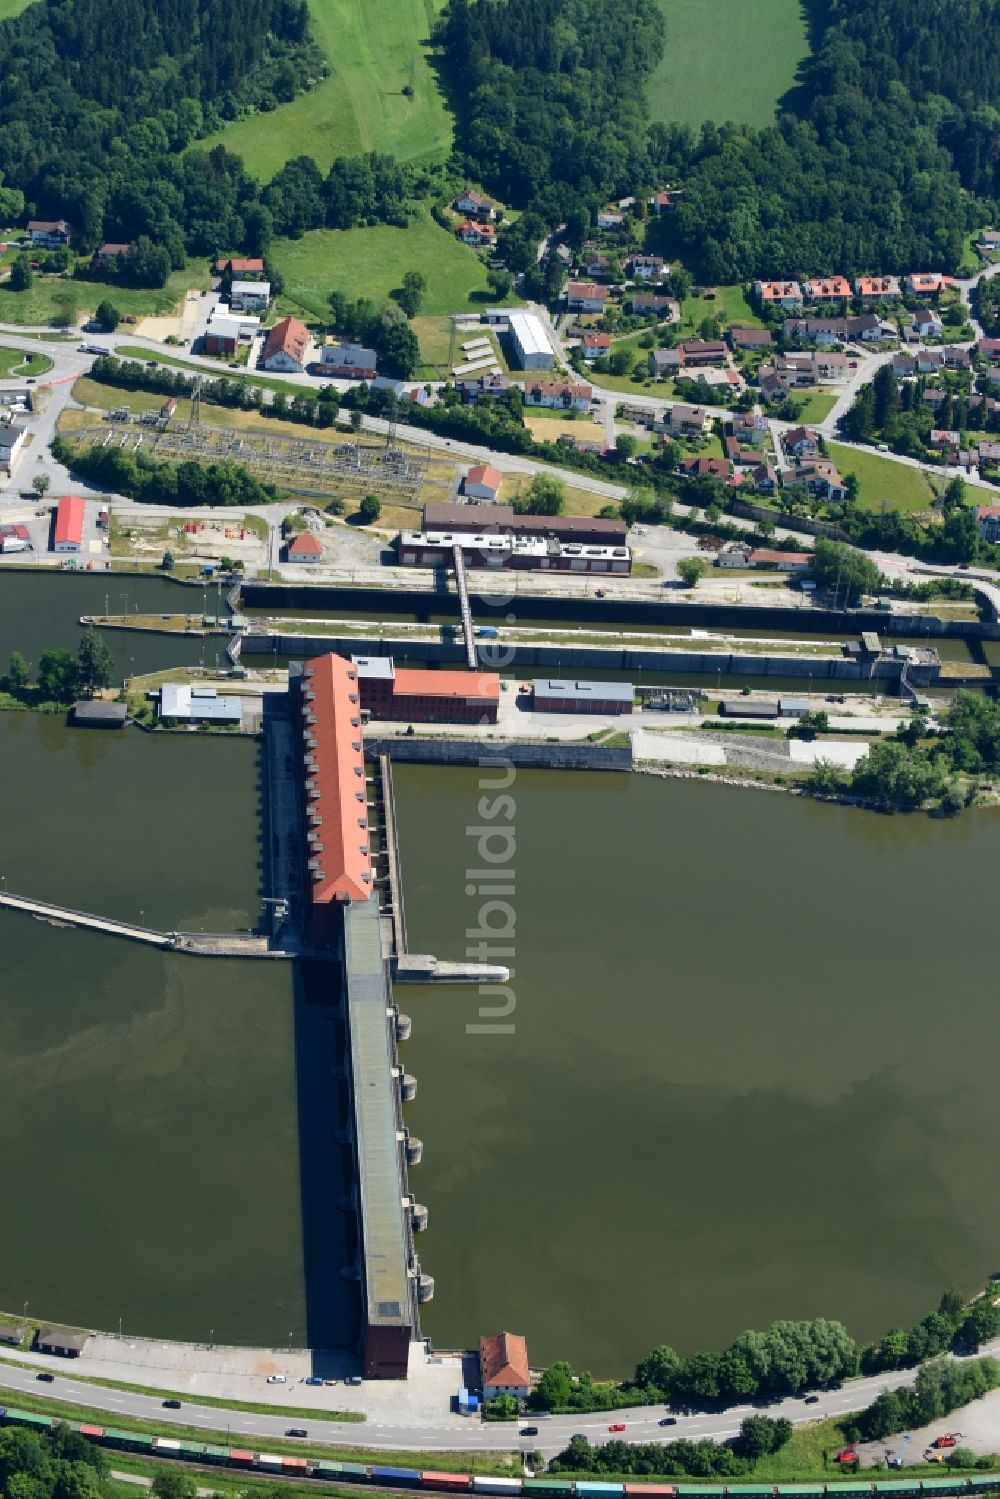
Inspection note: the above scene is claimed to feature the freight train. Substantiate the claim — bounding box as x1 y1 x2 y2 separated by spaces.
3 1406 1000 1499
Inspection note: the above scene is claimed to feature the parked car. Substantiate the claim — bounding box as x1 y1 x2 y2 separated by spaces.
304 1376 324 1386
323 1379 339 1387
163 1400 182 1409
266 1374 287 1384
345 1375 363 1386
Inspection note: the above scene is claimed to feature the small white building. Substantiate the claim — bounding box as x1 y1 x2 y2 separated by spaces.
0 421 28 477
158 685 243 725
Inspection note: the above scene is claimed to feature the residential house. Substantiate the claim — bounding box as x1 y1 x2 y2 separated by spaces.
793 460 846 502
566 281 608 313
731 406 767 442
754 280 803 309
524 379 592 411
944 347 972 371
463 463 503 502
35 1328 89 1358
0 422 27 476
456 220 495 247
782 313 884 344
28 219 71 248
215 257 266 279
628 255 666 281
579 331 613 361
556 433 607 457
689 366 742 393
480 1332 531 1401
728 326 772 352
783 425 820 459
804 276 852 303
975 504 1000 541
583 253 611 279
680 455 732 481
631 293 675 316
922 387 947 407
978 441 1000 467
716 543 752 567
750 461 778 494
597 209 625 231
929 429 960 452
977 338 1000 363
749 548 813 570
975 230 1000 257
229 279 271 312
916 349 943 374
679 338 727 367
759 370 785 403
811 350 849 380
93 241 130 267
912 309 943 338
320 342 377 379
662 403 711 436
260 315 310 373
892 352 919 378
285 532 323 564
649 347 681 378
724 436 760 466
648 188 681 214
906 272 956 297
855 275 901 301
457 374 513 405
453 189 496 221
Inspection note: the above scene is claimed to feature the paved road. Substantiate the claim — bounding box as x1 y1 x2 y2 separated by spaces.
3 1342 1000 1457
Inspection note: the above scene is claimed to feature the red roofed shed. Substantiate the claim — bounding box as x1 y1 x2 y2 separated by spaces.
53 495 85 552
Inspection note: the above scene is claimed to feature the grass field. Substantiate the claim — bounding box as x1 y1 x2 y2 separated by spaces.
0 0 34 18
649 0 809 129
0 344 53 376
828 441 937 514
272 210 495 321
202 0 453 181
680 283 762 331
0 266 209 328
794 390 838 423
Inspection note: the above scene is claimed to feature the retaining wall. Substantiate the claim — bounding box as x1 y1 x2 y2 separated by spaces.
365 737 633 771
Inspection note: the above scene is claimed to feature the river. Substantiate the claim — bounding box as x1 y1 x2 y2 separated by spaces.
1 571 998 1372
394 766 1000 1376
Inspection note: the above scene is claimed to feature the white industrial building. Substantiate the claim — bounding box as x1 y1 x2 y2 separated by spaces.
157 684 244 725
507 311 555 371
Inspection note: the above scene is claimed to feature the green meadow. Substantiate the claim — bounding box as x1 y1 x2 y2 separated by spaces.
649 0 809 129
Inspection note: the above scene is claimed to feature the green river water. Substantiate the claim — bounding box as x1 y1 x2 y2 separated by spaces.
1 572 998 1371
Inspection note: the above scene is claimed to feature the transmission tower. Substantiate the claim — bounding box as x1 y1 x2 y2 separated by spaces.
188 378 203 429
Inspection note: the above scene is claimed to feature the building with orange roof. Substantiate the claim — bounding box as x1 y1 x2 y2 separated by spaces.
480 1331 531 1398
261 315 310 372
53 494 85 552
906 272 956 297
804 275 851 302
463 463 503 501
300 655 373 933
353 657 500 724
855 275 901 301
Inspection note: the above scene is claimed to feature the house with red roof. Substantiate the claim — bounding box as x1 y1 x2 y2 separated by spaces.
261 316 310 373
463 463 503 502
479 1332 531 1399
285 531 323 564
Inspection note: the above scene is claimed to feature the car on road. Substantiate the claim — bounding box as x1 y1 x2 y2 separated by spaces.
163 1400 182 1409
659 1417 677 1426
304 1376 324 1386
804 1395 820 1404
286 1428 308 1437
609 1423 626 1432
876 442 889 452
520 1427 539 1437
266 1374 287 1384
36 1372 54 1382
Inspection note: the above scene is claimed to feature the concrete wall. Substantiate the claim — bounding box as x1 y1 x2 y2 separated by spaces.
729 500 850 541
243 632 914 682
365 737 633 772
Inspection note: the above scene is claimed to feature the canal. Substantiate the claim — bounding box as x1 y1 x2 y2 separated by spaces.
394 765 1000 1376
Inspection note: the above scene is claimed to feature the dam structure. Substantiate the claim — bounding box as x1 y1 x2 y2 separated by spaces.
298 653 430 1377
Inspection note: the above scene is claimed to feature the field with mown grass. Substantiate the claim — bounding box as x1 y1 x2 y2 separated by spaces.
202 0 452 180
649 0 809 130
271 210 495 320
793 390 838 424
0 265 209 327
827 441 937 514
0 344 53 376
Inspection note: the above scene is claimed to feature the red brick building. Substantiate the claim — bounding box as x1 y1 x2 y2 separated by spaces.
353 657 499 724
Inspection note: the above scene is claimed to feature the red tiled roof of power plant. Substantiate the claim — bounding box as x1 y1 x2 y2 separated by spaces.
287 532 322 556
301 655 372 905
392 668 500 704
466 463 502 488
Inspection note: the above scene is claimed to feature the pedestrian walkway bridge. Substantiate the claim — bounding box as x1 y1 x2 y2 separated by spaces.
0 890 308 959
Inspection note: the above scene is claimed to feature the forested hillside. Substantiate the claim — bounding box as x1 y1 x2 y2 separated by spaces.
0 0 317 251
435 0 664 213
438 0 1000 277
